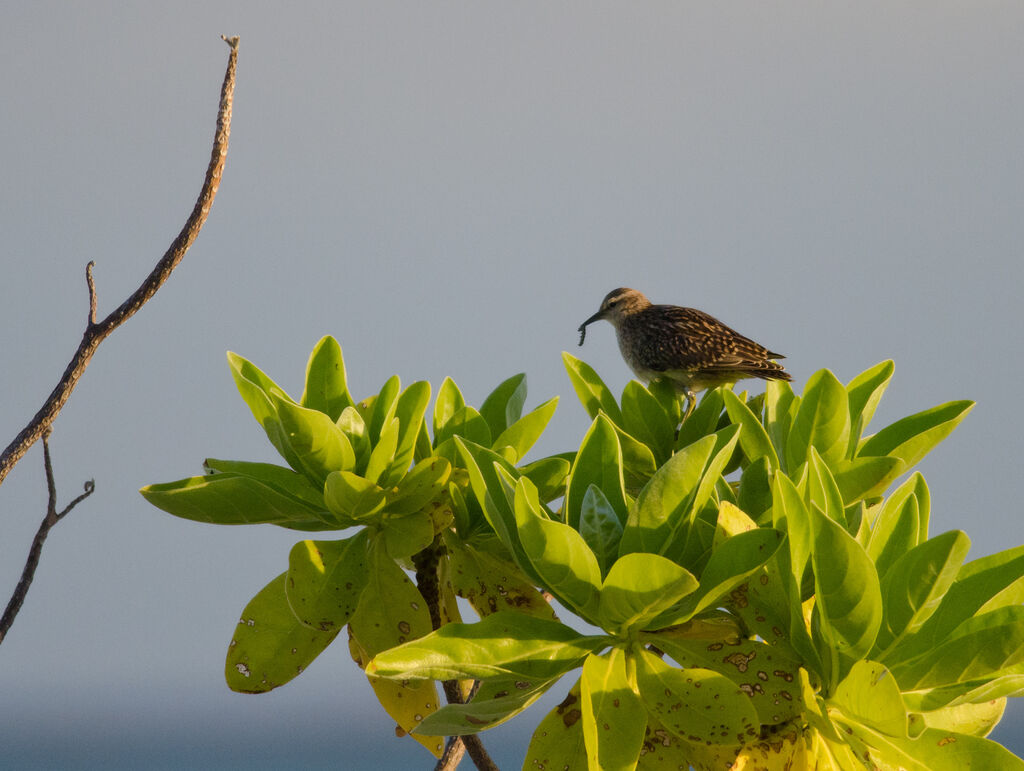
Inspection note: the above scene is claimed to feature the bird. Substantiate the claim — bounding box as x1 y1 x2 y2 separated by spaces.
578 287 792 419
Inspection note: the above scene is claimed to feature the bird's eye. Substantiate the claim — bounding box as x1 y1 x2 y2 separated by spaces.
607 299 617 307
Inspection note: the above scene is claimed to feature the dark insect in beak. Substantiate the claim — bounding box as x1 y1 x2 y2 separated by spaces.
578 323 588 346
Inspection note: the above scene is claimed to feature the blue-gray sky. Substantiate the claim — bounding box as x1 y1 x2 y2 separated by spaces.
2 3 1023 767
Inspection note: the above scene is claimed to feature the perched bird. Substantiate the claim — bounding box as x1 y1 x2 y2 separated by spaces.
578 287 792 419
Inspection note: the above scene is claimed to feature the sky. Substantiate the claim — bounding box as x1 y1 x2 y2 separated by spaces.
2 2 1023 768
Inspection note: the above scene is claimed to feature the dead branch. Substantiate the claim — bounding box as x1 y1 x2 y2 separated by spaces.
0 35 240 490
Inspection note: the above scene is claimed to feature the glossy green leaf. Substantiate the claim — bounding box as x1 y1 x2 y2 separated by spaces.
272 393 356 485
846 360 894 454
565 415 628 529
649 376 683 430
384 457 451 515
337 405 371 472
225 572 338 693
832 455 902 504
736 456 772 523
636 648 760 745
432 376 465 438
808 500 882 687
723 389 779 469
523 682 588 771
434 405 492 448
366 374 400 444
613 424 660 491
859 400 975 473
479 372 528 438
515 478 603 620
381 510 434 559
386 381 431 484
786 369 850 470
445 539 555 619
620 427 739 558
831 659 907 737
867 493 920 580
140 474 330 529
805 449 847 529
226 351 302 471
913 698 1006 738
874 530 970 657
579 485 623 577
348 541 432 657
581 650 647 771
364 417 399 484
491 396 558 462
285 530 370 630
562 352 623 424
620 380 674 463
520 456 571 502
202 458 325 509
897 544 1024 664
597 553 698 633
889 606 1024 691
366 611 609 681
299 335 353 421
413 674 560 735
323 471 386 522
675 387 724 450
764 379 797 463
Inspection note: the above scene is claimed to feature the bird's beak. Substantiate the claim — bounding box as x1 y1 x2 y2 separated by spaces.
577 310 605 346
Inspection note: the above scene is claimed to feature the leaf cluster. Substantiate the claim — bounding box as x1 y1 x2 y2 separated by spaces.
142 339 1024 770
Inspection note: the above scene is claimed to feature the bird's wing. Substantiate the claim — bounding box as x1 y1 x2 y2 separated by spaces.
630 306 782 372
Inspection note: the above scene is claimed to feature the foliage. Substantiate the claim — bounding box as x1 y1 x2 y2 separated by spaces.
142 337 1024 770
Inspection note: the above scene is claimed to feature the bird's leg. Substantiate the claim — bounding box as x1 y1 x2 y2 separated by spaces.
682 390 697 421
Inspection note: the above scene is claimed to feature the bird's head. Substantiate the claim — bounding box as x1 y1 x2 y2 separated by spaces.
577 287 651 345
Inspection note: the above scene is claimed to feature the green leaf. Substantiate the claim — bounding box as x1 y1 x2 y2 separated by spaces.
445 539 555 619
364 417 399 484
225 573 338 693
831 660 907 737
434 405 492 448
867 492 920 580
323 471 387 522
523 682 588 771
492 396 558 462
619 426 739 558
786 369 850 470
805 448 847 529
736 456 772 523
140 474 331 529
520 456 571 502
650 523 785 628
597 553 698 634
675 387 724 451
581 650 647 771
846 360 894 455
897 544 1024 664
337 405 371 472
620 380 674 463
808 501 883 688
384 457 451 515
226 351 302 471
479 373 528 438
432 376 466 438
874 530 970 657
202 458 325 509
613 424 660 492
348 541 432 658
888 606 1024 691
723 389 779 469
285 530 370 630
366 611 609 681
636 648 760 745
380 510 435 559
764 379 797 463
366 374 401 444
914 698 1006 738
299 335 353 421
514 478 603 621
859 400 975 473
413 674 560 735
831 455 903 504
562 352 623 424
387 381 432 485
565 415 628 530
272 393 356 485
579 485 623 578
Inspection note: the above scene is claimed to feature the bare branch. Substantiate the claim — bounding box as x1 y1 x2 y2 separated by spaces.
0 435 95 644
0 36 240 489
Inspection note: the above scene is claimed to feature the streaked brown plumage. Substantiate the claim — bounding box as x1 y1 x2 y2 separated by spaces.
578 287 791 417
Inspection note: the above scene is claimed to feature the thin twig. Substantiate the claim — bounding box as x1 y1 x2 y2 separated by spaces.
0 36 239 490
0 434 95 644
